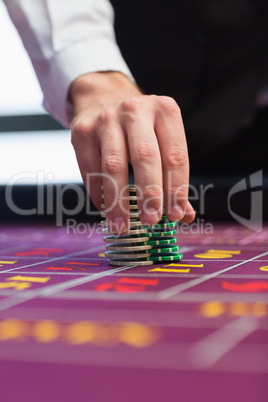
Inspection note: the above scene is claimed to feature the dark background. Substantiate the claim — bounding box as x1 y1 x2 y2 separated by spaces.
111 0 268 175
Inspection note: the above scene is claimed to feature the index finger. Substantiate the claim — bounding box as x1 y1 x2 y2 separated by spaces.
154 96 190 222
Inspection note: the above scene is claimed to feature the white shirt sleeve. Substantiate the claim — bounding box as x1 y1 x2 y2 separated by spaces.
2 0 134 127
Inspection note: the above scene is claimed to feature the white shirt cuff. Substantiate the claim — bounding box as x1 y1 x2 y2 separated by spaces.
43 37 134 128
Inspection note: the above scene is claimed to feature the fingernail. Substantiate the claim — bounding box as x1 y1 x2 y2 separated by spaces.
171 205 185 222
141 208 160 225
110 217 128 234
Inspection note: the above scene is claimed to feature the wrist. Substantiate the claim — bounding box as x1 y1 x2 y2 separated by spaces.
69 71 141 114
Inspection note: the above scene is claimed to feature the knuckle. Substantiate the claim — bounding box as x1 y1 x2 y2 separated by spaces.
103 154 125 174
166 146 188 167
143 186 162 200
137 141 157 160
71 120 94 142
147 94 158 104
99 108 117 125
158 96 180 115
121 97 142 113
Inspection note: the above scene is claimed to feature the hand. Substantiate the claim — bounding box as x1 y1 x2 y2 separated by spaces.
69 72 195 234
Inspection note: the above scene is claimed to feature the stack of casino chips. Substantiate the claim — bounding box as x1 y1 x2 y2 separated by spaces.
101 185 183 266
143 215 182 262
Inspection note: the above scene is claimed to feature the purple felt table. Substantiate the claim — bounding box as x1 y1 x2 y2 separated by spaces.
0 222 267 402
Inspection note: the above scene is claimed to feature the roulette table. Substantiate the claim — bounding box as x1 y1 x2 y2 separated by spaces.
0 222 267 402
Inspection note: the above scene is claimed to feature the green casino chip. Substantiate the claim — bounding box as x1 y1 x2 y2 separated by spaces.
158 218 170 224
149 253 183 262
143 222 177 229
147 237 177 245
150 245 180 254
148 230 177 237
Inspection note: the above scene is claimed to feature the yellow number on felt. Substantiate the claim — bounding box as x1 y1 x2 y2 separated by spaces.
0 282 31 290
6 275 50 283
195 249 241 259
0 276 51 291
149 263 204 274
149 268 190 273
259 266 268 272
0 260 17 267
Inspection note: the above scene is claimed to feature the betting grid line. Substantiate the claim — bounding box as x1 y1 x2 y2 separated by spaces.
2 257 268 261
0 244 196 281
0 256 104 260
0 256 57 260
113 273 268 279
1 271 99 276
0 264 135 312
2 288 266 305
157 251 268 300
4 271 268 280
41 289 268 303
1 288 266 303
0 243 108 311
0 228 265 372
0 244 106 274
1 242 268 306
45 289 160 301
171 292 268 303
190 315 259 369
194 246 268 250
